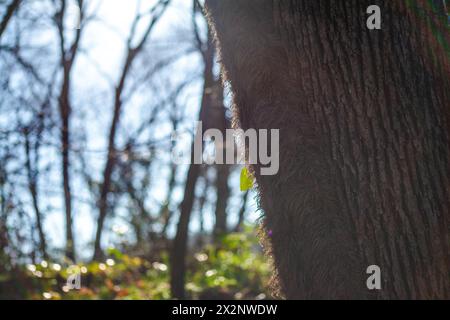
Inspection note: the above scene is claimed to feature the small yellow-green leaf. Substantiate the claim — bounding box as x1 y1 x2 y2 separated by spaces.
240 167 254 192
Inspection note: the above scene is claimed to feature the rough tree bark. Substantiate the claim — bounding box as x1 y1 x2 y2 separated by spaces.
205 0 450 299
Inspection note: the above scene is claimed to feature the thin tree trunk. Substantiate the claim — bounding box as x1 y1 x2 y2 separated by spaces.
93 79 126 260
195 169 208 248
122 149 150 246
55 0 83 261
170 158 201 299
169 153 206 296
160 163 177 238
24 129 47 259
170 32 216 299
160 114 181 238
92 47 140 260
234 191 248 232
213 164 230 237
210 81 231 238
206 0 450 299
92 1 170 260
0 0 21 39
59 75 75 261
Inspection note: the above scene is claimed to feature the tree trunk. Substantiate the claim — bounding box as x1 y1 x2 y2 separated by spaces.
160 163 177 238
92 0 170 259
211 81 231 238
213 164 230 237
170 32 216 299
93 87 122 261
234 191 249 232
206 0 450 299
24 129 48 259
93 49 139 261
55 0 84 262
195 171 208 248
170 161 201 299
59 76 75 261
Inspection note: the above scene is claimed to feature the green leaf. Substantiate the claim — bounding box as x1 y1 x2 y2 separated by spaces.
240 167 254 192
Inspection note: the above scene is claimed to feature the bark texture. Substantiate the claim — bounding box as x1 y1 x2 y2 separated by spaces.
205 0 450 299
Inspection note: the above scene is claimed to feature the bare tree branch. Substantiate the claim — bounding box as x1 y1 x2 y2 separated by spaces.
54 0 86 261
0 0 21 39
93 0 171 261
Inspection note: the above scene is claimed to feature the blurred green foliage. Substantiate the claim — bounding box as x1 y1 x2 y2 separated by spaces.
0 227 271 300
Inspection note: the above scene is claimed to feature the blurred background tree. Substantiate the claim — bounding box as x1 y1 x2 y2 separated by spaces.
0 0 269 299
